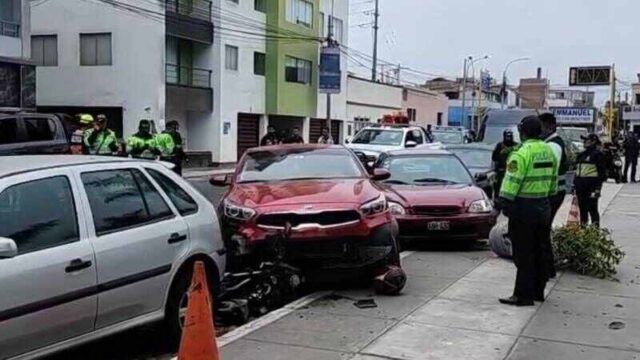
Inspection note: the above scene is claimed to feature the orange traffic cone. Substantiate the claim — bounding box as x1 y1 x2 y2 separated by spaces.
566 195 581 226
178 261 220 360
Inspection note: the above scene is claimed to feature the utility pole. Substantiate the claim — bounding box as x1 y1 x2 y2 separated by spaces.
461 57 469 126
326 0 335 131
609 64 616 136
371 0 379 81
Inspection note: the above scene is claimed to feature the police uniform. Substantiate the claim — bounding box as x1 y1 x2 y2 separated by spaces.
574 140 607 226
127 134 158 159
499 138 558 304
83 128 118 155
544 132 568 279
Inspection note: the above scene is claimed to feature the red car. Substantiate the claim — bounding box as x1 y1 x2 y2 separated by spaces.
375 149 498 244
211 144 400 279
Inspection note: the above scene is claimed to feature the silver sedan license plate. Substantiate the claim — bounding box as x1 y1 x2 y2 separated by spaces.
428 221 450 231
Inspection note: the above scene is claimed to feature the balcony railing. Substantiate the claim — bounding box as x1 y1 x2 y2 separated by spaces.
166 0 212 22
166 64 212 89
0 20 20 38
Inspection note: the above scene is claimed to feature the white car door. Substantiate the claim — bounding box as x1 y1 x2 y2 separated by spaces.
75 164 190 329
0 170 96 359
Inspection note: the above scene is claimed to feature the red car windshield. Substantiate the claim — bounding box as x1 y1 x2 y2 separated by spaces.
238 148 364 183
381 155 473 185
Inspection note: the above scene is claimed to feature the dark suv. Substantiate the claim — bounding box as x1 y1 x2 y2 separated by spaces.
0 113 72 155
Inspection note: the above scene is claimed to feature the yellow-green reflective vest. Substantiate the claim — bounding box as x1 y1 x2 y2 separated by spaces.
499 139 559 200
83 128 117 155
155 132 176 157
127 135 158 159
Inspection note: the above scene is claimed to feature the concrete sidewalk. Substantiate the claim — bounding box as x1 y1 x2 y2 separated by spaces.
219 182 640 360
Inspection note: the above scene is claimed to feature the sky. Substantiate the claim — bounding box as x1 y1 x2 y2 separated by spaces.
348 0 639 105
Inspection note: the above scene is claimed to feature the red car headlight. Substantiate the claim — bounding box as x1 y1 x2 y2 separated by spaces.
360 194 387 217
388 201 406 215
468 199 494 213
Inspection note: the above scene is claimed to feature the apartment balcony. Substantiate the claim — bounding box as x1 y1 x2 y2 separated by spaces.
0 20 20 38
166 64 213 112
165 0 213 44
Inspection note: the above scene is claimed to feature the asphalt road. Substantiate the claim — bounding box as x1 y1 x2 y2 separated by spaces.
43 177 227 360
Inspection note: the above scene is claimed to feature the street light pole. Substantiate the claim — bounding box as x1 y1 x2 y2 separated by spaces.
501 57 531 110
326 0 335 131
464 56 489 130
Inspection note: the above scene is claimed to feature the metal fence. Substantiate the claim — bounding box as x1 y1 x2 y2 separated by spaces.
166 64 212 88
165 0 212 22
0 20 20 38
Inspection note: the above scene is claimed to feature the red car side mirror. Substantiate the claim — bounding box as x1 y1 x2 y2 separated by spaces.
372 168 391 181
210 174 232 187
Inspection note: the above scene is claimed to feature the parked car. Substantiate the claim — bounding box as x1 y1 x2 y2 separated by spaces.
375 149 498 244
444 143 496 198
0 112 75 155
211 144 400 280
345 124 433 161
0 156 225 360
431 126 473 145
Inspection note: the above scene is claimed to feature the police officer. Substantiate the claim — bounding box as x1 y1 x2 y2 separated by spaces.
498 116 558 306
540 113 568 279
127 120 160 159
574 134 607 227
492 129 519 196
83 114 118 156
156 120 184 175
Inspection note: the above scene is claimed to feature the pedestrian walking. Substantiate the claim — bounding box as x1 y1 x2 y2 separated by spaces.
623 132 639 183
83 114 118 156
574 134 607 227
156 120 185 175
497 116 558 306
540 113 568 278
260 125 280 146
283 127 304 144
127 120 160 159
492 129 519 197
317 127 334 144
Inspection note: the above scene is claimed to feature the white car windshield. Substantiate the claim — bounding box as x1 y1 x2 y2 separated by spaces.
352 129 404 146
432 131 464 144
381 155 473 185
238 148 364 183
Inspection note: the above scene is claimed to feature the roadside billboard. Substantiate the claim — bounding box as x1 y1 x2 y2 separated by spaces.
550 107 596 125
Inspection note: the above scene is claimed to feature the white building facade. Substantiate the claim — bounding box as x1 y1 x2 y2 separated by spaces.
31 0 350 165
1 0 34 110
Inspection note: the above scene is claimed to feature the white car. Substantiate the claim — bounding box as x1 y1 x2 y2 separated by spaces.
0 156 226 360
346 125 436 159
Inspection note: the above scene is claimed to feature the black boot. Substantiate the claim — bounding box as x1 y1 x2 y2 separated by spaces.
499 296 534 306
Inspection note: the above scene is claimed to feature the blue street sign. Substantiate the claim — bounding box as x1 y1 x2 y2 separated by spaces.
319 46 341 94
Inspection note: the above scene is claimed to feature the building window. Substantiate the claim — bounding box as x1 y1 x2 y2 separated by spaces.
319 12 325 38
225 45 238 71
286 0 313 28
402 89 408 101
636 94 640 105
437 112 443 126
254 52 265 76
285 56 312 84
407 108 417 122
331 16 343 43
228 0 239 3
0 0 20 37
254 0 266 12
31 35 58 67
80 33 112 66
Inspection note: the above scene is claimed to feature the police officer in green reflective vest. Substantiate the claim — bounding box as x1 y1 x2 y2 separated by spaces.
574 134 607 227
83 114 118 155
127 120 160 159
497 116 559 306
156 120 184 175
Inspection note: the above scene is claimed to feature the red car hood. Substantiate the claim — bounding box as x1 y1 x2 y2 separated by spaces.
384 184 486 208
227 178 381 208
